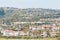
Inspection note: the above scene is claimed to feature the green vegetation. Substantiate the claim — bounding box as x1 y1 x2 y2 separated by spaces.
0 37 58 40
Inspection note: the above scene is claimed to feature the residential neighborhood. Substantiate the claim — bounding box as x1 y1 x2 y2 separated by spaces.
0 21 60 38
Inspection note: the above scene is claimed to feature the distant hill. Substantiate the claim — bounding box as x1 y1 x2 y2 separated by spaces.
0 7 60 18
0 7 60 22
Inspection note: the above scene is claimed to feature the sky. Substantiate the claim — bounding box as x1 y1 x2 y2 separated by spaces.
0 0 60 9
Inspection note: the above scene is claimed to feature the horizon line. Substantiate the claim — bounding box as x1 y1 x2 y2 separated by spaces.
0 6 60 10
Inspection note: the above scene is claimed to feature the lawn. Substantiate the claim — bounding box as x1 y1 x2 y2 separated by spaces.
0 38 58 40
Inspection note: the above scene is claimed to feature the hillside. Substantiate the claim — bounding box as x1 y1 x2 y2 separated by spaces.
0 7 60 23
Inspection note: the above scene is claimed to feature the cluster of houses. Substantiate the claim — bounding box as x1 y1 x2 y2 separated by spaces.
0 22 60 38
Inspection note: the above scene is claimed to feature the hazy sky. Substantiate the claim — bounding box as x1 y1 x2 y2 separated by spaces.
0 0 60 9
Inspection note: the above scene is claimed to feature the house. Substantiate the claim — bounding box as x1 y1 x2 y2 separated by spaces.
19 31 29 36
42 24 52 30
1 29 19 37
13 22 20 25
29 26 37 31
37 26 42 30
52 26 59 32
1 29 29 37
1 30 14 37
40 32 47 37
50 32 56 37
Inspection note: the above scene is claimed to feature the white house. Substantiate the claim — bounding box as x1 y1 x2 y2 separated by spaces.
50 32 56 37
1 30 19 37
40 32 47 37
52 27 59 32
1 29 29 37
37 26 42 30
19 31 29 36
1 30 14 37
